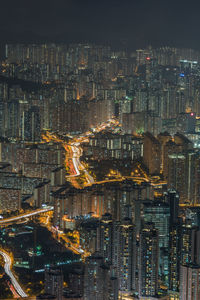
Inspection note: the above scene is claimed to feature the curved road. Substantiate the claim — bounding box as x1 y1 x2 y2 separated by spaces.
0 250 27 298
71 143 94 184
0 206 54 225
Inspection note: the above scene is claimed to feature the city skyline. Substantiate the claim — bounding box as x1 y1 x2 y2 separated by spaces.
0 0 200 50
1 1 200 298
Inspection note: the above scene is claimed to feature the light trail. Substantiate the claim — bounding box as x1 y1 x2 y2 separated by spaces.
70 143 94 184
8 281 20 298
42 119 123 188
0 206 53 225
45 215 50 225
49 224 90 259
9 283 19 298
43 125 167 190
0 250 27 298
44 131 95 186
71 145 81 176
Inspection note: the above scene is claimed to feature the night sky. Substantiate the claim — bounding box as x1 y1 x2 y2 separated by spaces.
1 0 200 50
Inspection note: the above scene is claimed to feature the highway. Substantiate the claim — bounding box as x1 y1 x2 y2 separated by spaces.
42 119 119 188
68 131 165 188
42 122 167 190
42 119 167 189
0 206 54 225
45 223 89 259
57 229 90 258
70 143 95 184
0 250 27 298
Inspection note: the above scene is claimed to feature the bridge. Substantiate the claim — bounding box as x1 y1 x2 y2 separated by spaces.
0 206 53 225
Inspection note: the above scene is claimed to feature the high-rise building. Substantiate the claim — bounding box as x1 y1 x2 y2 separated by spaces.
180 264 200 300
165 190 181 292
108 275 119 300
84 253 118 300
194 153 200 205
0 97 5 137
139 222 159 298
45 267 63 300
143 132 161 175
164 189 180 224
167 150 196 204
176 112 196 134
0 187 21 212
112 218 135 292
181 223 200 265
163 134 193 180
169 222 181 292
24 106 41 141
136 48 152 66
68 267 84 297
6 100 20 138
84 254 105 300
142 201 170 286
97 213 113 263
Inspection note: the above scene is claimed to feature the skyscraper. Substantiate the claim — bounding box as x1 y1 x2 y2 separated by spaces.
167 150 196 204
24 106 41 141
112 218 135 292
181 223 200 265
180 264 200 300
84 254 105 300
6 100 20 138
45 267 63 300
169 223 181 292
143 132 161 175
97 213 113 264
142 200 170 286
139 222 159 298
84 253 118 300
165 190 181 292
165 189 179 224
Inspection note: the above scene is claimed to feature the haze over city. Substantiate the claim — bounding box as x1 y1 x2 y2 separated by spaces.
0 0 200 49
0 1 200 300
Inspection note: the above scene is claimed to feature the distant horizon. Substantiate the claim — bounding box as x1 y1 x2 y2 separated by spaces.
1 0 200 52
2 35 200 53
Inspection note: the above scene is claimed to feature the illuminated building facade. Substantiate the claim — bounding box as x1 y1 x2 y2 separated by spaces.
112 218 135 292
180 264 200 300
142 201 170 286
139 223 159 298
165 190 181 292
181 224 200 265
45 267 63 300
98 213 113 263
84 253 118 300
143 132 161 175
